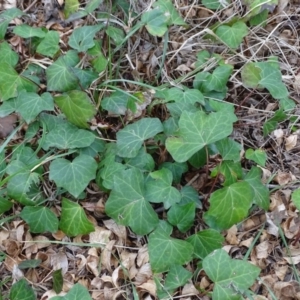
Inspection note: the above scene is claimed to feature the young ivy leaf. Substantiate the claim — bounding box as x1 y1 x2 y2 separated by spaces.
9 278 36 300
0 41 19 67
203 249 260 300
245 148 267 167
116 118 163 158
36 31 60 58
49 154 97 198
105 168 159 235
166 110 235 163
55 90 96 129
50 283 92 300
59 198 94 237
13 24 46 38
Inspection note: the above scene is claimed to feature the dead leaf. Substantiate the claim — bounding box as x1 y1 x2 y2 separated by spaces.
0 114 17 138
285 134 297 151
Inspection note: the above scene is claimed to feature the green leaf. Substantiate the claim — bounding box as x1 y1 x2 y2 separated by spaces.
244 167 269 210
166 110 235 162
180 186 202 208
36 31 60 58
13 24 46 38
0 197 13 214
145 168 181 209
292 189 300 211
20 206 59 233
98 160 126 189
187 229 224 259
51 283 92 300
106 26 124 45
202 0 228 10
204 181 253 230
241 62 262 88
148 225 193 273
141 7 169 37
215 138 241 161
42 121 95 150
204 65 233 92
116 118 163 158
245 149 267 166
0 63 37 101
55 90 96 128
160 162 188 184
46 50 80 92
211 161 243 186
59 198 94 237
71 68 98 89
53 269 63 294
0 98 16 116
85 0 104 13
101 90 129 115
68 24 103 52
78 138 106 157
49 155 97 198
9 279 36 300
65 0 80 18
105 168 159 235
16 91 54 123
124 148 155 172
18 259 41 269
167 202 195 232
0 41 18 67
215 21 248 49
203 249 260 300
0 8 23 39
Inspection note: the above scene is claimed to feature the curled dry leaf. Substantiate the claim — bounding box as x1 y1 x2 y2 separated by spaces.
51 250 68 274
273 129 284 145
255 241 270 259
89 226 112 248
274 170 295 185
285 134 297 151
0 114 17 138
87 254 100 277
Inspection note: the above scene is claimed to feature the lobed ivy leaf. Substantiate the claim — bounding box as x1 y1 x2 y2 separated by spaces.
105 168 159 235
20 206 59 233
0 41 18 67
148 224 193 273
204 181 253 230
101 90 129 115
186 229 224 259
59 198 94 237
68 24 103 52
36 31 60 58
9 278 36 300
159 161 188 184
245 148 267 166
16 91 54 123
241 62 262 88
18 259 41 269
180 186 202 208
51 283 92 300
106 26 125 45
55 90 96 128
13 24 46 38
116 118 163 158
215 21 248 49
49 154 97 198
203 249 260 300
124 147 155 172
166 110 235 162
71 68 98 89
215 138 241 162
0 8 23 39
211 161 243 186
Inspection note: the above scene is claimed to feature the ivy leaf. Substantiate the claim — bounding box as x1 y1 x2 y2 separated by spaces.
160 162 188 184
203 249 260 300
241 62 262 88
141 8 169 37
36 31 60 58
211 161 243 186
292 189 300 211
42 122 95 150
124 148 155 172
53 269 63 294
46 50 79 92
68 24 103 52
215 21 248 49
116 118 163 158
180 186 202 208
105 168 159 235
51 283 92 300
55 90 96 128
59 198 94 237
167 202 195 232
145 168 181 209
106 26 125 45
204 181 253 230
148 225 193 273
0 197 13 214
9 278 36 300
186 229 224 259
245 148 267 166
13 24 46 38
16 91 54 123
18 259 41 269
20 206 59 233
98 160 126 189
101 90 129 115
49 154 97 198
71 68 98 89
0 41 19 67
204 65 233 92
244 167 269 210
0 8 23 39
166 111 235 163
215 138 241 161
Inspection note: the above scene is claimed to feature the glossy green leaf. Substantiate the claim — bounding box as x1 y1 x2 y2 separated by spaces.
71 68 98 89
0 197 13 214
51 283 92 300
203 249 260 300
98 160 126 189
167 202 195 232
78 138 106 157
211 161 243 186
55 90 96 128
20 206 59 233
46 50 79 92
145 168 181 209
180 186 202 208
49 155 97 198
204 65 233 92
292 189 300 211
148 225 193 273
215 21 248 49
105 168 159 235
245 149 267 166
101 90 129 115
0 98 16 116
53 269 63 294
9 278 36 300
16 91 54 123
124 148 155 172
116 118 163 158
0 41 18 67
42 121 95 150
36 31 60 57
204 181 253 230
166 111 235 162
215 138 241 161
59 198 94 236
68 24 103 52
18 259 41 269
160 162 188 184
244 167 269 210
0 8 23 39
186 229 224 259
13 24 46 38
